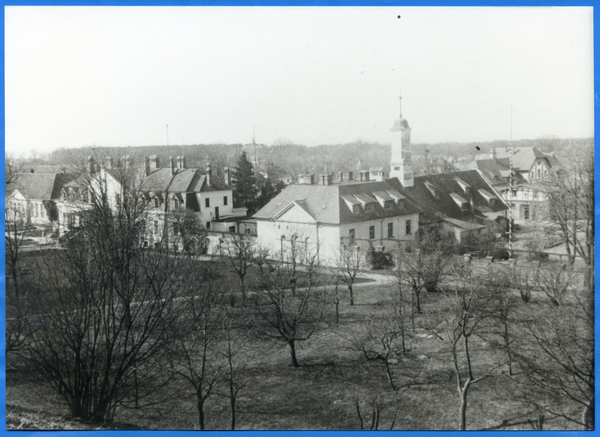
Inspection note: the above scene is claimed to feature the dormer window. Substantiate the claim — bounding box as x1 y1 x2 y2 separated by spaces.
386 189 405 205
425 181 439 198
450 192 469 210
342 195 363 214
373 191 395 209
454 177 470 194
478 188 498 208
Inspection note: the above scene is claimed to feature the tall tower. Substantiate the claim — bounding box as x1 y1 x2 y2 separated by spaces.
389 90 414 187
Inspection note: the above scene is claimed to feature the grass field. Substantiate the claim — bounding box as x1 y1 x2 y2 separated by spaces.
6 266 587 431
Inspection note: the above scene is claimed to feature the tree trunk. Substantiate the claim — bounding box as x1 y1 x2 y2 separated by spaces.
335 300 339 324
383 358 397 390
240 276 246 303
504 322 513 375
289 339 300 367
349 284 354 306
197 395 206 430
583 401 594 430
458 382 470 430
230 395 236 430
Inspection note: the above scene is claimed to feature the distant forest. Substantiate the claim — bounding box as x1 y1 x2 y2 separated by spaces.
38 136 592 181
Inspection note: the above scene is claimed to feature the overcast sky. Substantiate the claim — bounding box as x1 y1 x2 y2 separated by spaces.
5 6 594 157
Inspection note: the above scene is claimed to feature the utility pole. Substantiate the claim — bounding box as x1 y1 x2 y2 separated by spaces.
166 124 169 147
508 107 513 259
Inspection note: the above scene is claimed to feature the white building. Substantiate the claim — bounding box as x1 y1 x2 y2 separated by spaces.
252 174 421 265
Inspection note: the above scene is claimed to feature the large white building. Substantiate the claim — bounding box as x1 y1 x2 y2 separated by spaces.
253 173 421 265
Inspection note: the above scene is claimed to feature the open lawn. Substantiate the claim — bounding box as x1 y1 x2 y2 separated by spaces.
7 266 587 431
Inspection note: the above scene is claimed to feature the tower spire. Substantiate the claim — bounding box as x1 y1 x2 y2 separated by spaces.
399 84 403 119
389 89 413 187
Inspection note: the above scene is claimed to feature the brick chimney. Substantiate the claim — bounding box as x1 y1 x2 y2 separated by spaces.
224 166 231 186
169 156 175 175
337 171 344 182
147 155 159 173
298 174 315 185
206 162 212 187
318 174 334 185
88 156 96 174
104 156 113 170
177 156 186 169
123 155 132 169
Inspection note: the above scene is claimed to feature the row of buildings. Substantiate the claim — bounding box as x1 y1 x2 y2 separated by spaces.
8 100 536 265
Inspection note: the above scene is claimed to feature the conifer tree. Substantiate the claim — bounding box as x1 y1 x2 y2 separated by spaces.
233 152 258 215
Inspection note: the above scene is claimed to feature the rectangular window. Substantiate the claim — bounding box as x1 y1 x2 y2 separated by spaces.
406 219 412 235
229 226 236 233
215 206 220 220
205 197 210 208
537 168 541 178
153 220 159 235
349 229 355 245
369 226 375 240
224 196 228 206
206 222 211 230
387 222 393 238
245 227 251 234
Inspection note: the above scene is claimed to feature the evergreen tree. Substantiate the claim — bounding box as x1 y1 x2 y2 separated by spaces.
233 152 258 216
257 177 276 210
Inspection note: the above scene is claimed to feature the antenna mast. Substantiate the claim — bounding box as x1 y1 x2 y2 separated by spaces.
399 84 403 119
166 124 169 147
508 107 513 259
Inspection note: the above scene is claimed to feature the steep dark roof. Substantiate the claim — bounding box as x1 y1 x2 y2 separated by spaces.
385 170 507 224
8 173 70 200
489 146 556 172
141 168 231 193
475 159 527 187
253 180 421 225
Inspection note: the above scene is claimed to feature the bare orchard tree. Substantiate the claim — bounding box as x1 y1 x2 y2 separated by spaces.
169 207 206 254
253 249 329 367
218 304 253 430
220 233 256 304
397 247 447 316
5 193 31 353
512 276 594 430
344 306 414 391
336 245 364 306
427 272 504 430
542 140 593 268
21 172 200 424
166 259 227 430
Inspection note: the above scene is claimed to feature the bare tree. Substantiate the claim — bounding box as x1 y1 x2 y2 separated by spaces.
397 247 447 315
5 156 31 353
512 276 594 430
220 233 256 303
336 245 363 306
345 308 407 391
253 250 328 367
534 263 573 307
167 260 226 430
218 305 253 430
427 274 503 430
542 141 593 268
21 170 201 424
354 394 400 430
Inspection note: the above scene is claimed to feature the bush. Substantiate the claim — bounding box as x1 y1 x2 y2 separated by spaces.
368 249 394 270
